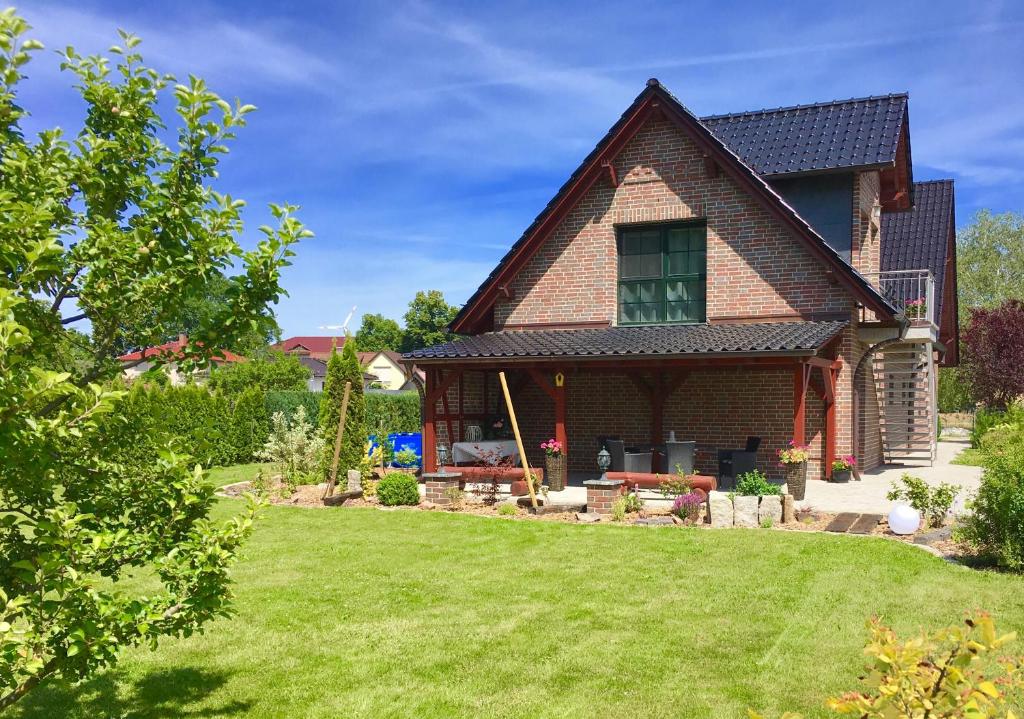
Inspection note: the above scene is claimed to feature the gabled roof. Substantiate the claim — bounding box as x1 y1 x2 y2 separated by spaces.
298 356 328 378
701 94 908 177
407 321 847 362
274 336 346 356
450 79 897 334
881 179 956 323
117 335 245 363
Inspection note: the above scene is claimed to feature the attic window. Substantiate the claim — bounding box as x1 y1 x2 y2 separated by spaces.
617 222 707 325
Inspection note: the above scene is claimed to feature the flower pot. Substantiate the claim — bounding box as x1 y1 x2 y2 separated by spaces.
784 462 807 500
545 454 566 492
831 468 852 483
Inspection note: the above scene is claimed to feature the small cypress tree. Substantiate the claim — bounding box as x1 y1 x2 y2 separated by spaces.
229 386 270 463
319 338 365 478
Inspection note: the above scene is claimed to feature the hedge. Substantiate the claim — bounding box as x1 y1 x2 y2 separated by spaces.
365 391 421 433
265 390 322 425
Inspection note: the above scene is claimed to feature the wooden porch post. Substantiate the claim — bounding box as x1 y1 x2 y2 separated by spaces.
793 363 809 446
650 373 664 449
554 373 567 464
423 369 437 472
821 364 838 479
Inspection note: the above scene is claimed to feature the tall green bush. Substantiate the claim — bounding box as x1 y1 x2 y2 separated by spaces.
207 351 310 395
937 365 973 413
265 389 321 424
365 391 421 433
229 386 270 463
319 340 366 477
956 425 1024 570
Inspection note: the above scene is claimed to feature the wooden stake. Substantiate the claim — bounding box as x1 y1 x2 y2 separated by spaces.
499 371 538 509
322 381 352 499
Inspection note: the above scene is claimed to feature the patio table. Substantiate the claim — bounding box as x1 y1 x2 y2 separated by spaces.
451 440 520 466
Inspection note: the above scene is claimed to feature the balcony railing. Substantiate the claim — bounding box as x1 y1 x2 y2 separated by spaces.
863 269 936 326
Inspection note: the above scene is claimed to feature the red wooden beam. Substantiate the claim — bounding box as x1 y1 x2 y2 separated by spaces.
793 363 810 446
423 369 438 472
527 368 558 401
426 368 460 406
822 365 838 479
554 376 568 466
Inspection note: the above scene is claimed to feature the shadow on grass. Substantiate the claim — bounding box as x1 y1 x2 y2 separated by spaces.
14 666 249 718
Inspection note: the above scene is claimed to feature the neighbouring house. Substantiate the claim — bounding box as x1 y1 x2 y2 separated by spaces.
404 79 957 483
273 336 347 361
357 351 410 391
275 336 415 391
118 334 246 386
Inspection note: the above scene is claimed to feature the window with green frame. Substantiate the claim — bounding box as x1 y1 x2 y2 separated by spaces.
617 222 707 325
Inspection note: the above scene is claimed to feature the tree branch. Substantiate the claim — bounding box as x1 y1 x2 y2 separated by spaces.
60 312 87 325
0 657 60 712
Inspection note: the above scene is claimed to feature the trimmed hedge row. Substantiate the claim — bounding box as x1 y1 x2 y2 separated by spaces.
109 385 423 469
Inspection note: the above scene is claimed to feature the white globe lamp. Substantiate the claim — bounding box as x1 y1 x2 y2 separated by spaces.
888 503 921 535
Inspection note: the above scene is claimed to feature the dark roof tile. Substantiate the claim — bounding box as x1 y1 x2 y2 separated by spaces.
406 321 847 361
880 180 955 320
701 94 907 176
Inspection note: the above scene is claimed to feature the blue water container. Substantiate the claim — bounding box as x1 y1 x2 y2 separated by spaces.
388 432 422 467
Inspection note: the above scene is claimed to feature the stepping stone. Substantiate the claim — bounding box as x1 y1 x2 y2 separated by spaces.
824 512 860 533
849 513 882 534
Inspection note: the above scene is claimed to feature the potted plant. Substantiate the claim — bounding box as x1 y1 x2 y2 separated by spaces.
905 297 927 320
541 438 565 491
777 440 810 500
831 455 856 483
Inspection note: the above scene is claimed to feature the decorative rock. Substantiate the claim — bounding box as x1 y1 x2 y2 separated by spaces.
346 469 362 493
576 512 600 523
758 495 783 525
635 516 674 526
708 491 733 528
782 494 795 524
733 495 758 528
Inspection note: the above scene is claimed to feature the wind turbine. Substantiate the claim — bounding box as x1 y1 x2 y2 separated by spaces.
319 305 358 333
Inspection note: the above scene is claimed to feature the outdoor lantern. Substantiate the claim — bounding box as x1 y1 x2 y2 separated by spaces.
597 447 611 479
436 443 451 468
888 503 921 535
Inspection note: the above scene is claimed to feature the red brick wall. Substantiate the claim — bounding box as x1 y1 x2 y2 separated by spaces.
494 117 855 327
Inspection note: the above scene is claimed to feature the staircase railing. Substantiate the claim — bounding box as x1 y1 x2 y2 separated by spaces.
863 269 936 326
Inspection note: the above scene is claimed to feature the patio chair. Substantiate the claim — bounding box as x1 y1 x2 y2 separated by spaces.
663 440 695 476
717 448 759 491
605 439 652 473
744 436 762 453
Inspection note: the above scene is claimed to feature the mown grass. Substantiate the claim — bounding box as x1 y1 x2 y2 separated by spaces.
205 462 273 488
11 500 1024 718
951 447 985 466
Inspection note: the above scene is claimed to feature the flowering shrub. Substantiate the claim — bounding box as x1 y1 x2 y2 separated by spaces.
672 492 704 521
832 455 856 472
905 296 927 319
777 440 810 465
540 438 563 456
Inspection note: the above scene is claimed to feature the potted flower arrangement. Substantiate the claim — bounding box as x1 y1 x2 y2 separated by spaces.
905 297 927 320
831 455 856 483
671 491 704 524
777 440 810 500
540 438 565 491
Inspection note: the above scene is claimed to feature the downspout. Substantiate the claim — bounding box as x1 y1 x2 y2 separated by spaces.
851 313 911 478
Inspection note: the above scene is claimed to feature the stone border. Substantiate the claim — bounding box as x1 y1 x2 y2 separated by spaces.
707 491 794 527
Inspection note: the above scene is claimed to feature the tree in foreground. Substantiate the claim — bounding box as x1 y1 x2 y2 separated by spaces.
355 312 404 352
318 339 366 479
400 290 458 352
0 12 310 710
962 300 1024 409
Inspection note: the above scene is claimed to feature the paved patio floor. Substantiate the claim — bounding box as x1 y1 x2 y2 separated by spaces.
799 440 981 515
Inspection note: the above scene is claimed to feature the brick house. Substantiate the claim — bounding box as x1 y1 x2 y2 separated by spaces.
404 79 958 484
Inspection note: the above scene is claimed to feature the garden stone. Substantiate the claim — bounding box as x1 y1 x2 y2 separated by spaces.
576 512 600 523
708 491 733 528
758 495 782 525
733 495 758 527
782 494 795 524
635 516 674 526
346 469 362 493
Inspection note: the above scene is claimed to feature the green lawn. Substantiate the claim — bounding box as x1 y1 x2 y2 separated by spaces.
951 447 985 466
11 502 1024 718
206 462 273 488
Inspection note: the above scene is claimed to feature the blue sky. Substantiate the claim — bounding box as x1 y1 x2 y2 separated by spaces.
17 0 1024 337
